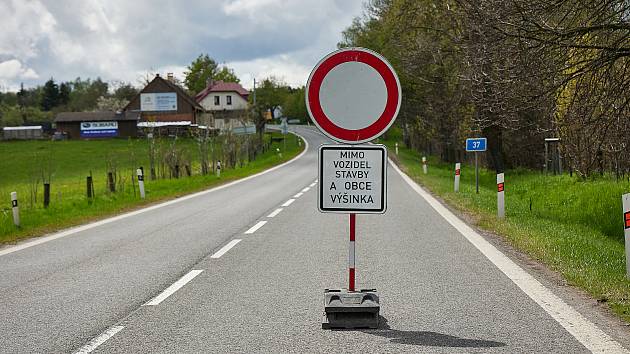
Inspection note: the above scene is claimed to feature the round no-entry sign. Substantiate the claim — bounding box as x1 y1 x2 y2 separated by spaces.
306 47 401 144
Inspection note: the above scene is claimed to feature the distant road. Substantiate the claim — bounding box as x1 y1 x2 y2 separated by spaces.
0 126 627 353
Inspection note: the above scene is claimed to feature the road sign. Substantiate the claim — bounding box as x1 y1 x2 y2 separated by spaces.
318 145 387 213
466 138 487 152
306 48 401 144
280 118 288 135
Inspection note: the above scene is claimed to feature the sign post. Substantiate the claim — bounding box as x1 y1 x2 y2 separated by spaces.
307 47 400 329
623 194 630 278
497 173 505 218
11 192 19 227
466 138 487 194
454 163 461 192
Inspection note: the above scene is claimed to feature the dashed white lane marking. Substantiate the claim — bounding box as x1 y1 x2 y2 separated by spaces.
143 270 204 306
267 208 283 218
301 187 310 192
282 199 295 207
74 325 124 353
293 192 303 198
210 239 242 258
0 132 310 258
244 221 267 234
391 159 628 354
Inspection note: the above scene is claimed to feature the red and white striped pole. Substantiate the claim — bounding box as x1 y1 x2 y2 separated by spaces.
623 193 630 278
454 163 461 192
349 213 356 292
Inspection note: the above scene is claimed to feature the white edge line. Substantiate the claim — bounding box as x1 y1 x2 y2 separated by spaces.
74 325 124 354
0 131 309 258
302 187 310 192
143 269 204 306
244 221 267 234
389 158 628 354
293 192 303 198
309 183 316 187
267 208 283 218
282 199 295 207
210 239 242 258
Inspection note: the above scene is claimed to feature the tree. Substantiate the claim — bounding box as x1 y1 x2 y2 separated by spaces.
184 54 241 94
68 77 109 111
96 96 129 111
41 78 60 111
214 66 240 84
250 77 289 138
282 87 308 123
0 105 23 127
184 54 219 94
113 83 139 102
58 82 71 107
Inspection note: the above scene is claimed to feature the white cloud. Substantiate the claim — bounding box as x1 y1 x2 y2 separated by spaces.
0 60 39 80
0 0 56 59
230 54 311 89
0 0 365 90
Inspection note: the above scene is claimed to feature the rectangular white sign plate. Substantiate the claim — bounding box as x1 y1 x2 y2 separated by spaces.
318 144 387 214
141 92 178 111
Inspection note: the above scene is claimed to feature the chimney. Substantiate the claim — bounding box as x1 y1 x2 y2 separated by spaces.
167 73 174 82
206 77 214 88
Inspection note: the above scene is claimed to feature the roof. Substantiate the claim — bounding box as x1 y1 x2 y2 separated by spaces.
3 126 42 131
55 111 140 123
123 75 204 112
195 81 250 103
137 121 191 128
159 76 204 111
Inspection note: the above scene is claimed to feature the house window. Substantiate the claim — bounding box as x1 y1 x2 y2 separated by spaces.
214 96 220 105
226 95 232 105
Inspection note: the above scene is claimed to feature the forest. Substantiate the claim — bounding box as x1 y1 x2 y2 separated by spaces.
340 0 630 178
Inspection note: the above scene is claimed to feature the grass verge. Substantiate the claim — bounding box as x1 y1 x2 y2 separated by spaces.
0 132 304 244
380 130 630 323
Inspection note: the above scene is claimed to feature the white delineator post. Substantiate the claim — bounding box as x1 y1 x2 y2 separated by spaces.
11 192 19 227
454 163 461 192
623 193 630 278
136 168 146 199
497 173 505 218
422 156 428 174
349 213 356 291
216 160 221 177
395 143 399 155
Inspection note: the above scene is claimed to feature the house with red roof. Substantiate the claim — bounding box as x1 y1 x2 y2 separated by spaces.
195 80 251 130
196 80 250 111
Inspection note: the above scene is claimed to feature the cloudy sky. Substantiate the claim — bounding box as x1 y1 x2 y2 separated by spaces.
0 0 365 92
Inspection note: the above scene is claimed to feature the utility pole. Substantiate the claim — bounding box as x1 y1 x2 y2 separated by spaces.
253 78 257 106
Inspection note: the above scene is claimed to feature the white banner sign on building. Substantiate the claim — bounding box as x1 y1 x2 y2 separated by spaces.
318 145 387 213
140 92 177 111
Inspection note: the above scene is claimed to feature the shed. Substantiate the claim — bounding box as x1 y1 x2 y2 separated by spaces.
2 126 43 140
55 111 139 139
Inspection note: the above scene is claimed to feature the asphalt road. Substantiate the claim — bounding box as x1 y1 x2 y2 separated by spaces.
0 126 627 353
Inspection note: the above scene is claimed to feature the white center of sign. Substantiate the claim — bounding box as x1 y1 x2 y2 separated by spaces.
319 61 388 131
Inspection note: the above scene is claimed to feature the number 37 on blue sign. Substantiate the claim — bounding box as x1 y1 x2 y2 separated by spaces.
466 138 487 152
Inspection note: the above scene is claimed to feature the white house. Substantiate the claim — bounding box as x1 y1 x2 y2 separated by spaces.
195 81 251 130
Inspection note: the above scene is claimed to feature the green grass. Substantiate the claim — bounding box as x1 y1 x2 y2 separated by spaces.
0 132 304 243
381 128 630 322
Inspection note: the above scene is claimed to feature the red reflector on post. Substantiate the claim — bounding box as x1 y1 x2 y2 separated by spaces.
455 169 460 176
497 183 504 192
625 212 630 229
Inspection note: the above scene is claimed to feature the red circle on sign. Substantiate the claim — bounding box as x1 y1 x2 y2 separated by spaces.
306 48 401 144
